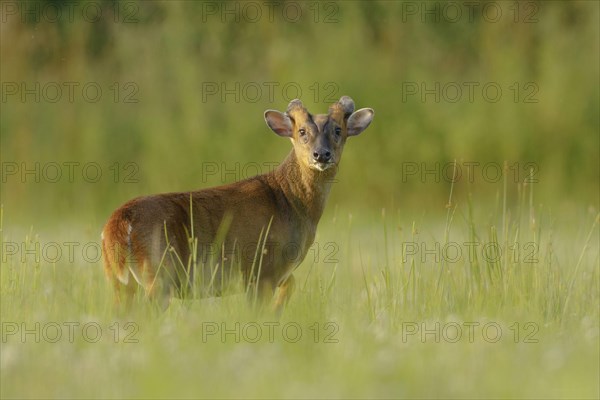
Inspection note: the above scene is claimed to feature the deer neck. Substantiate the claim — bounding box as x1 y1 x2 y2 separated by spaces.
274 150 336 224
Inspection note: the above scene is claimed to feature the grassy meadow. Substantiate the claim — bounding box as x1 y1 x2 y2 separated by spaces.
1 1 599 399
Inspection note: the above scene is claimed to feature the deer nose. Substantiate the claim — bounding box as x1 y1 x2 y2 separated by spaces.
313 150 331 163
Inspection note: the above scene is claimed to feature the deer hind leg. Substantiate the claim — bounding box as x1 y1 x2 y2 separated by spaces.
132 223 191 310
273 274 296 318
126 251 173 311
114 270 137 309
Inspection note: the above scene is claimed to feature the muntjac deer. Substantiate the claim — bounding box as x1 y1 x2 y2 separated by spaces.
101 96 374 313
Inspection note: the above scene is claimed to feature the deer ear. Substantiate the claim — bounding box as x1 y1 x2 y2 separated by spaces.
347 108 374 136
264 110 293 137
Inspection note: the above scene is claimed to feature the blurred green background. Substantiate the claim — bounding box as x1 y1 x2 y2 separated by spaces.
1 0 598 227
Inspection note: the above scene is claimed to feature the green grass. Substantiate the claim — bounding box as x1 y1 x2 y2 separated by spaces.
1 181 598 399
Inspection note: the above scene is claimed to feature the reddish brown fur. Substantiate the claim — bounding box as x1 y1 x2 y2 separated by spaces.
101 96 374 313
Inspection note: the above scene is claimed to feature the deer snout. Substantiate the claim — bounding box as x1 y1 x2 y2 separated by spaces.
312 149 332 163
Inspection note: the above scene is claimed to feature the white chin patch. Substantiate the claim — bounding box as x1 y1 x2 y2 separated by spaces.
312 163 329 172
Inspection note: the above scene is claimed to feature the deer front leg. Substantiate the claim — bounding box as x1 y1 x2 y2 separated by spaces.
273 274 296 318
247 276 275 310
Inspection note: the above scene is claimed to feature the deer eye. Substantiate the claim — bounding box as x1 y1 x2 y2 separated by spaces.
334 127 342 136
298 128 306 136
